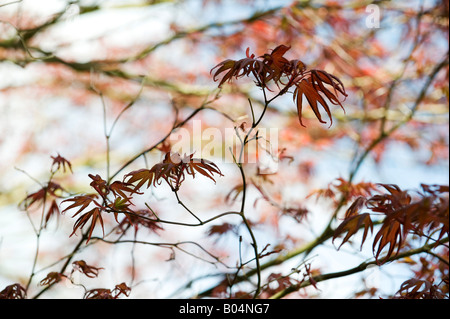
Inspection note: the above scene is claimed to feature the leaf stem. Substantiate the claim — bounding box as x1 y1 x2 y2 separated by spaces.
232 89 277 298
174 190 203 224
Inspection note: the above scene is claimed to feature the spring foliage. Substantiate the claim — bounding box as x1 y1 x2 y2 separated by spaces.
0 0 448 299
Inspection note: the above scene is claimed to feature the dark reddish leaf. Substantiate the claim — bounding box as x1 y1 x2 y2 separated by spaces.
207 222 235 237
61 194 99 217
283 206 309 223
268 44 290 67
117 209 163 234
20 181 64 210
211 59 239 87
396 278 446 299
185 156 223 183
84 288 114 299
20 182 65 227
334 178 378 200
0 283 26 299
62 194 107 242
112 282 131 298
50 153 73 173
310 69 347 107
84 282 131 299
333 213 373 250
345 196 368 219
39 272 64 286
307 178 377 207
373 218 403 263
69 207 104 243
88 174 109 197
294 78 333 127
125 168 155 191
72 260 103 278
43 199 61 228
262 45 291 85
266 273 293 294
149 152 223 191
109 180 141 199
108 197 136 225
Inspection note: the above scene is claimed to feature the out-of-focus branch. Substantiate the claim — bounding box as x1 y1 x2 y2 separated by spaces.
349 51 449 182
269 237 449 299
127 5 283 62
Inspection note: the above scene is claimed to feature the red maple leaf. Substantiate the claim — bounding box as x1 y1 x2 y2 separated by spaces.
50 153 73 173
211 45 347 127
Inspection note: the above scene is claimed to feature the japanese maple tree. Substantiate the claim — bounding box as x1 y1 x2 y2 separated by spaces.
0 0 448 300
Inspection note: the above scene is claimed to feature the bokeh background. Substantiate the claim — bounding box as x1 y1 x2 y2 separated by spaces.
0 0 448 298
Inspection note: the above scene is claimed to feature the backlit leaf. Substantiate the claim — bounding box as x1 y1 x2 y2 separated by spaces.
294 79 331 126
125 168 155 191
61 194 99 217
372 217 404 263
39 272 64 286
109 180 141 199
70 207 104 243
50 153 73 174
333 213 373 250
211 45 347 126
0 283 26 299
72 260 103 278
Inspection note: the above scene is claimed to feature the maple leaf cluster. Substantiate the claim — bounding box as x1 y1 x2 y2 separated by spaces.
309 177 378 206
35 260 129 299
61 152 222 243
14 148 224 304
211 45 347 126
84 282 131 299
333 184 449 264
126 152 223 192
20 181 64 228
18 154 75 228
395 278 447 299
329 183 449 299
